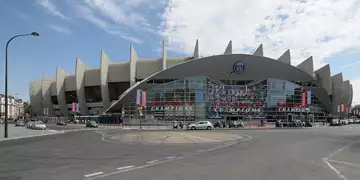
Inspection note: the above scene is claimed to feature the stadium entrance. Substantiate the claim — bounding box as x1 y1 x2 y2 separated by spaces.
119 76 327 122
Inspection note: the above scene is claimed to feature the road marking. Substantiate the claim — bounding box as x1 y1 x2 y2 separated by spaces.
86 134 252 180
328 159 360 168
323 158 347 180
323 136 359 180
166 156 175 159
197 149 204 152
146 160 159 164
116 165 135 171
84 172 104 178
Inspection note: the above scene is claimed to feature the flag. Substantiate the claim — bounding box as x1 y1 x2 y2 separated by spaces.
301 92 306 107
341 104 344 112
346 107 349 113
76 103 79 112
43 108 48 115
306 91 311 105
136 89 141 105
141 91 147 108
337 105 340 113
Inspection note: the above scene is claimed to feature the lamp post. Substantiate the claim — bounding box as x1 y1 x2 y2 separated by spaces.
4 32 39 138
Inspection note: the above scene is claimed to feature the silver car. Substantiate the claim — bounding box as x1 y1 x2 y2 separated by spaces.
33 121 47 130
187 121 214 130
26 121 35 129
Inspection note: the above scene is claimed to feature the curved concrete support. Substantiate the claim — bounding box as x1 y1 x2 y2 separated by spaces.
349 84 353 106
100 51 111 110
331 73 343 116
342 80 351 115
76 58 89 115
253 44 263 57
277 49 291 64
130 45 138 86
297 56 314 77
56 67 69 116
314 64 332 95
308 87 331 113
30 80 44 116
224 41 232 54
162 40 166 70
193 39 199 59
42 75 55 116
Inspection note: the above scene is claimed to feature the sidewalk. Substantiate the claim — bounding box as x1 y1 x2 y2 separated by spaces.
0 124 63 142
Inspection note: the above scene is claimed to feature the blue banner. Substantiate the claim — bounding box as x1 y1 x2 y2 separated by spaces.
307 91 311 105
76 103 79 112
337 105 340 112
136 89 141 105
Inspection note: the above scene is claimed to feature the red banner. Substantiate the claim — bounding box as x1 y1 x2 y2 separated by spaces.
357 109 359 115
141 91 147 108
72 103 76 112
301 92 306 107
346 107 349 113
341 104 344 112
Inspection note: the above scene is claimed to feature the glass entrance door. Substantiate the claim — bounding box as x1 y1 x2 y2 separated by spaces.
287 114 293 122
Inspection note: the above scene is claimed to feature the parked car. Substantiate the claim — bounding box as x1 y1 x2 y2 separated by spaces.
187 121 214 130
33 121 47 130
86 120 99 128
15 120 25 127
26 121 35 129
228 121 245 128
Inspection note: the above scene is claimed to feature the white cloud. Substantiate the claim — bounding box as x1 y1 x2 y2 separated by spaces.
341 60 360 68
49 24 72 35
36 0 68 20
159 0 360 70
75 4 143 44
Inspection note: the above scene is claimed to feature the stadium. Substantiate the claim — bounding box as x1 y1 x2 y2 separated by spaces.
29 40 354 122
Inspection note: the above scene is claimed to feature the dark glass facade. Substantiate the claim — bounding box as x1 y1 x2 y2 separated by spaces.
124 76 327 122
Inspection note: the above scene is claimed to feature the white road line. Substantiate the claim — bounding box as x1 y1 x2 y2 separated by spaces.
328 159 360 168
323 158 347 180
146 160 159 164
197 149 204 152
166 156 175 159
322 136 359 180
116 165 135 171
84 172 104 178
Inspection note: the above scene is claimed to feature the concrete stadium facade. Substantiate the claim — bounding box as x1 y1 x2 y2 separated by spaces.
29 40 353 120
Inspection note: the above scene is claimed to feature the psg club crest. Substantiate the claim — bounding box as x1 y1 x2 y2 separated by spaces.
233 61 245 73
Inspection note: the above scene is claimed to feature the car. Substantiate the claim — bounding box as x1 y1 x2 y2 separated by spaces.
33 121 47 130
56 121 67 126
187 121 214 130
229 121 245 128
15 120 25 127
26 121 35 129
86 120 99 128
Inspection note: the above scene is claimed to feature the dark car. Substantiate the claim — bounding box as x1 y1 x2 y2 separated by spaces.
86 120 99 128
56 121 67 126
15 120 25 127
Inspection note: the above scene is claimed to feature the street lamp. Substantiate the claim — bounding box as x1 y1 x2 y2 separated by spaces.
4 32 39 138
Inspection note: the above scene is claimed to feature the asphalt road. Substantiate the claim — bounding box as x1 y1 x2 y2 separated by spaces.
1 125 360 180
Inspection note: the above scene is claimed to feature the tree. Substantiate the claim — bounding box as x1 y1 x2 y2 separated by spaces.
24 103 35 115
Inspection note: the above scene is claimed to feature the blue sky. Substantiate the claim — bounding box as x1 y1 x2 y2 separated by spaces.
0 0 360 104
